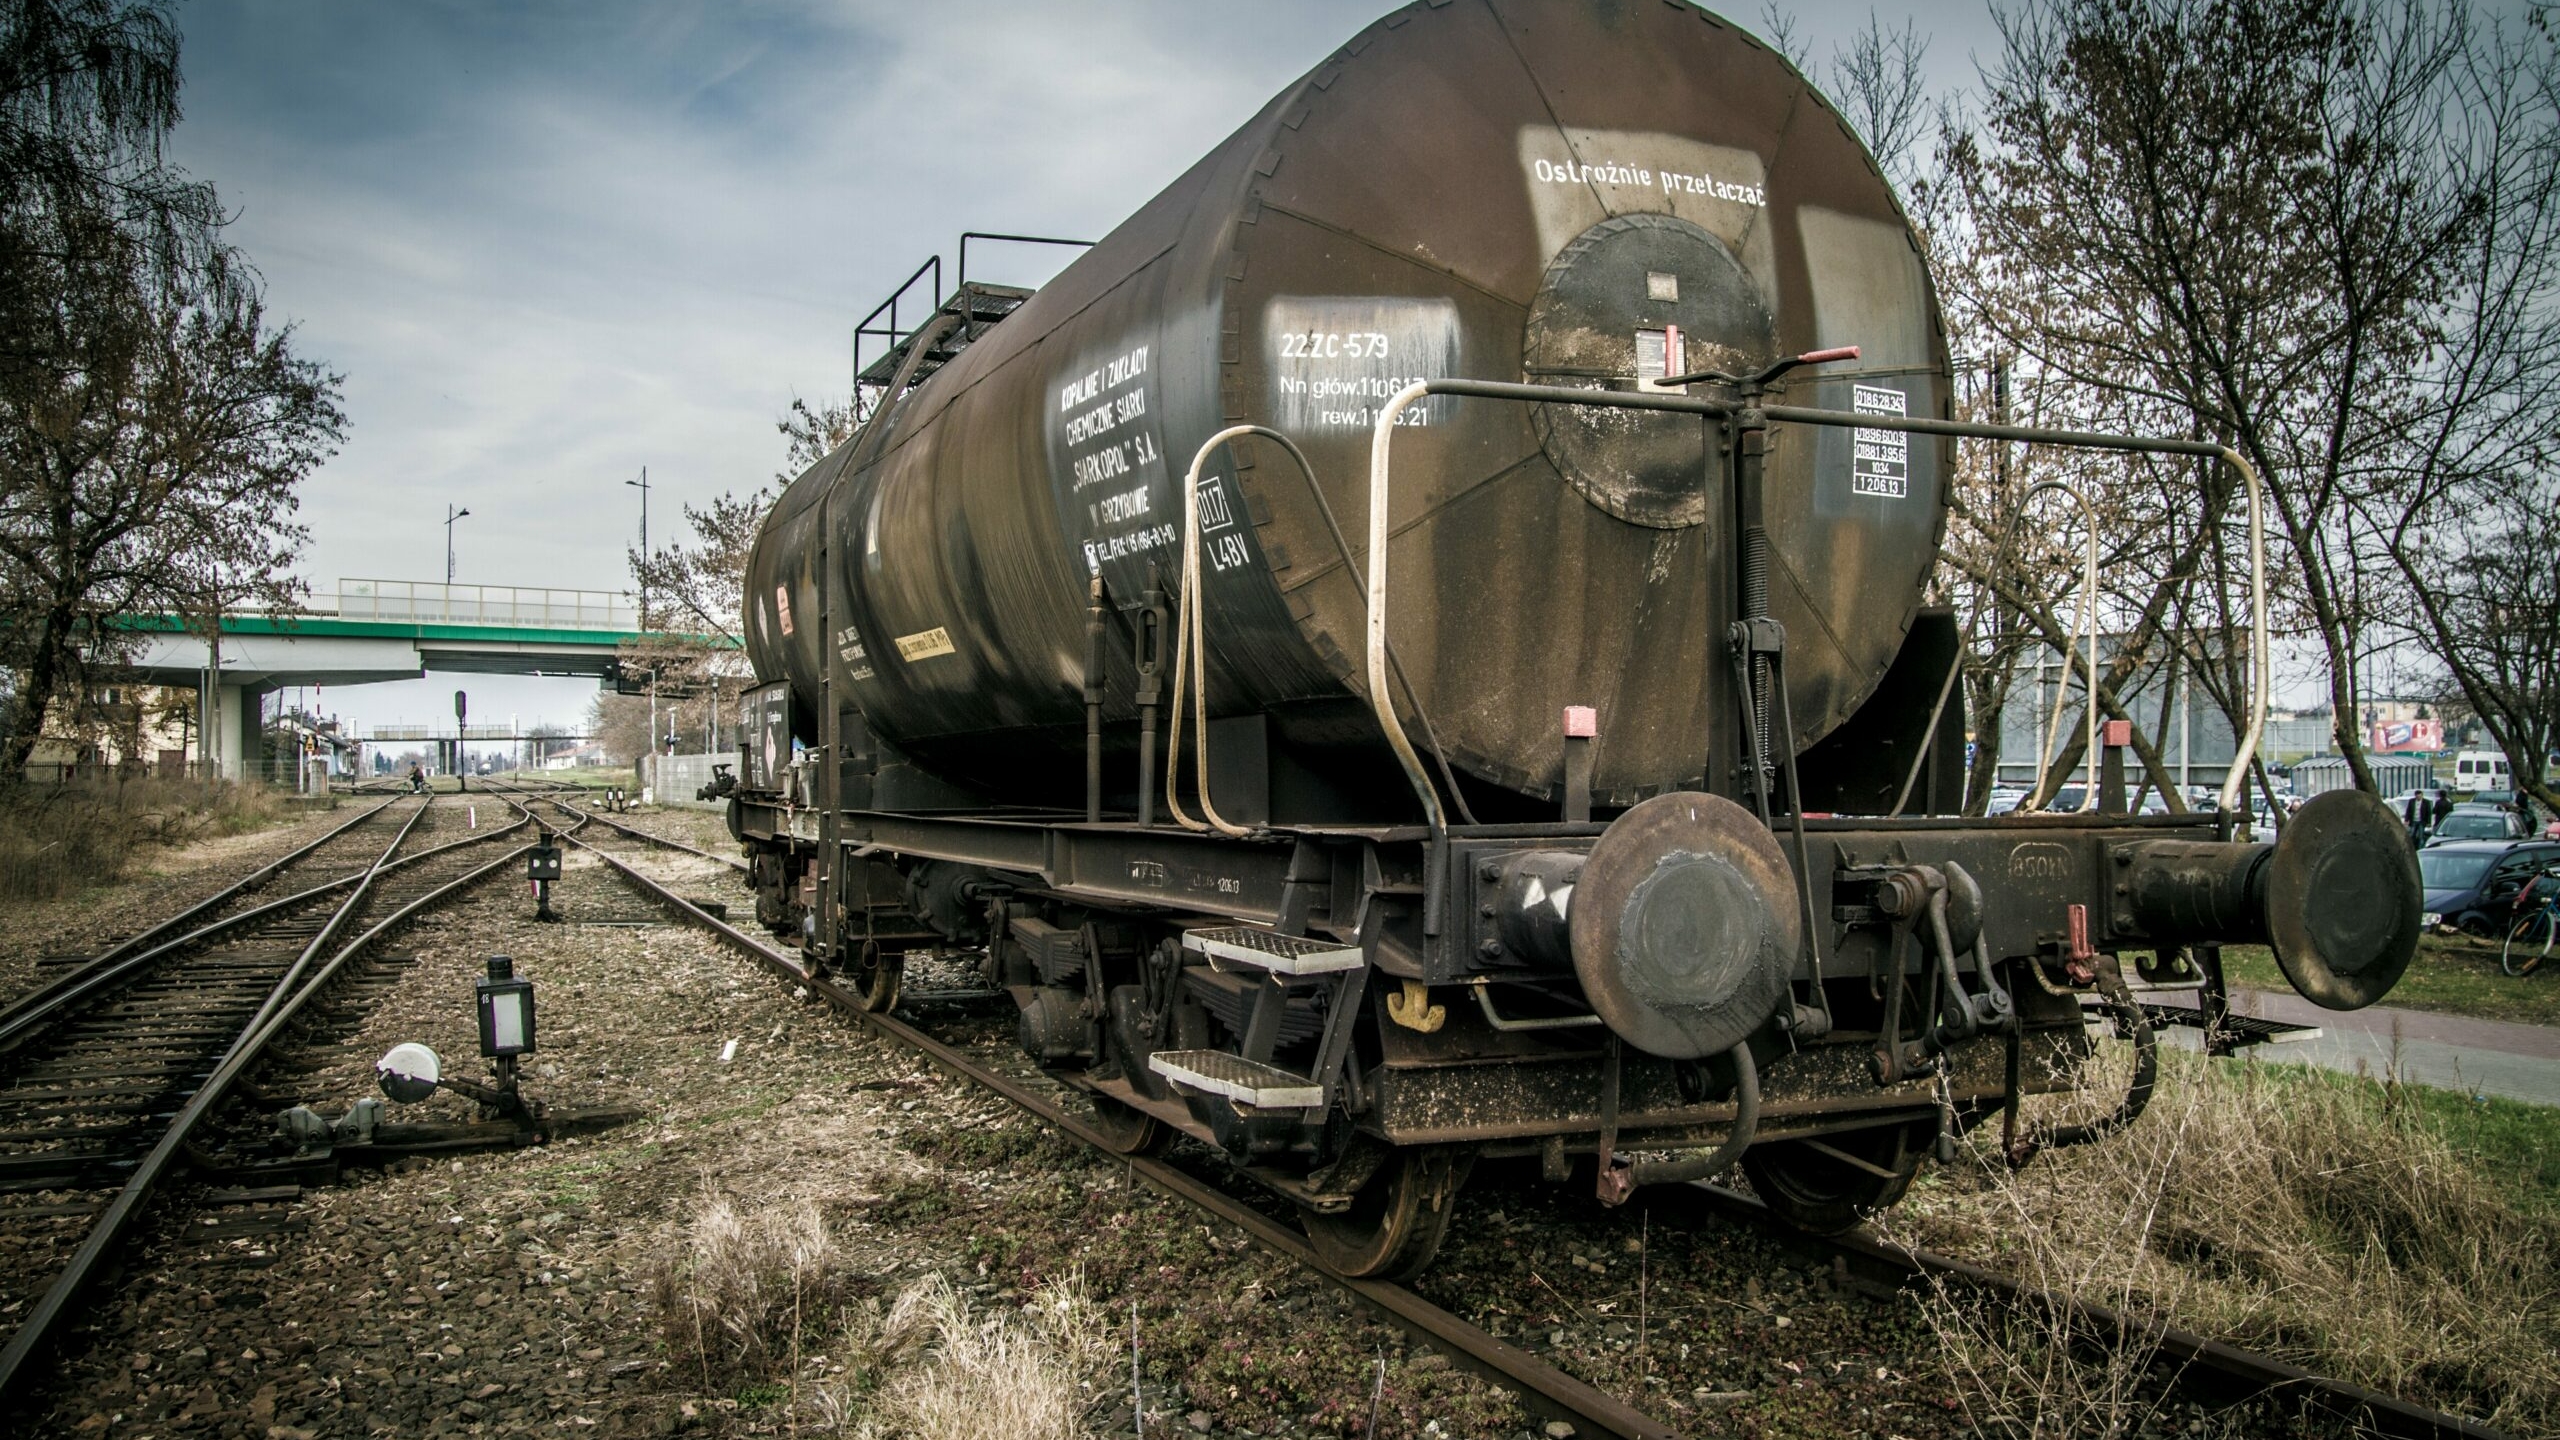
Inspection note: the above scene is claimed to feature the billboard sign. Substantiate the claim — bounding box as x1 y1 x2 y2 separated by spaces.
2369 719 2444 753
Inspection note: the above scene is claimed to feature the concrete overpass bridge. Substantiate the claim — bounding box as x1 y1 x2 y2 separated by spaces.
121 579 715 778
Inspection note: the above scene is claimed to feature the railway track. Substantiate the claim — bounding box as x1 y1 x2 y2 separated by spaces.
0 794 410 1047
515 785 2509 1440
0 793 543 1403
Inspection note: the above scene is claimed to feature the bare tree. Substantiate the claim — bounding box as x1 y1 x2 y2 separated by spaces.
1755 1 1810 69
0 0 337 781
586 690 653 767
1939 0 2551 797
2403 478 2560 811
0 229 340 779
1827 11 1932 187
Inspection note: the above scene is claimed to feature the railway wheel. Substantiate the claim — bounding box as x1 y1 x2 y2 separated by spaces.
1300 1147 1473 1281
1740 1123 1924 1236
848 939 902 1013
1084 1094 1171 1156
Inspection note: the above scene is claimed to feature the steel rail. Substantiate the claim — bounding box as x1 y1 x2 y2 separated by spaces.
557 827 1679 1440
0 804 538 1405
0 794 405 1041
482 781 746 872
0 804 535 1056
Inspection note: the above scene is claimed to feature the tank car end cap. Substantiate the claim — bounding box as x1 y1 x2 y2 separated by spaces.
1570 792 1800 1059
2264 788 2424 1011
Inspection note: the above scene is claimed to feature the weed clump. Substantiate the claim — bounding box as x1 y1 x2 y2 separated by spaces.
651 1191 866 1393
1888 1044 2560 1435
813 1272 1107 1439
0 777 288 899
648 1187 1107 1436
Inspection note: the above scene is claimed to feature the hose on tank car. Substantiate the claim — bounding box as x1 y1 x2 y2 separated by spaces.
2001 956 2157 1168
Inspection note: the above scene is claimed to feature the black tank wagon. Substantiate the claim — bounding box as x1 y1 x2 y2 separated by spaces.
727 0 2422 1277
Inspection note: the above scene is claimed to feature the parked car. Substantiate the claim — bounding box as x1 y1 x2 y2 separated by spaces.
2419 839 2560 935
2425 803 2530 846
1984 788 2028 815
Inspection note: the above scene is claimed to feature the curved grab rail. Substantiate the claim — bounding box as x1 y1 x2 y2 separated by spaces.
2021 478 2104 814
1166 426 1294 837
2216 447 2269 816
1368 386 1452 836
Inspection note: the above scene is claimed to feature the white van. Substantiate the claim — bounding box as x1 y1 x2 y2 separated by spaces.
2455 750 2511 793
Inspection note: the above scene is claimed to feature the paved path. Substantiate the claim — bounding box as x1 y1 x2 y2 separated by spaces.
2157 985 2560 1107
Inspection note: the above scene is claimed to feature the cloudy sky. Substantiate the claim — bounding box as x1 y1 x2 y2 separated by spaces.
167 0 2001 735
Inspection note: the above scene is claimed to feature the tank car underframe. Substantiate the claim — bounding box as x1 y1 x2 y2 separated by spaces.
732 798 2312 1203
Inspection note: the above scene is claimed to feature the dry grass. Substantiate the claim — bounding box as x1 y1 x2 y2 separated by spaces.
650 1190 864 1395
815 1273 1108 1439
1886 1041 2560 1435
650 1187 1108 1437
0 776 290 900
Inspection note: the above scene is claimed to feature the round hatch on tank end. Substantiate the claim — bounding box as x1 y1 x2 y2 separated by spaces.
2263 788 2424 1010
1523 213 1776 529
1569 791 1799 1058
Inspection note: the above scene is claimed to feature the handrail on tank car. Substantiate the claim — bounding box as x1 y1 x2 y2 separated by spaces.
850 253 941 393
955 231 1093 295
1174 426 1487 840
1365 376 2269 819
2023 480 2104 813
1169 425 1293 838
1886 476 2107 818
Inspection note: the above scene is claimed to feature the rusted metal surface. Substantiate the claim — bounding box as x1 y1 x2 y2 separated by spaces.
1568 791 1796 1058
746 0 1949 813
2258 789 2424 1008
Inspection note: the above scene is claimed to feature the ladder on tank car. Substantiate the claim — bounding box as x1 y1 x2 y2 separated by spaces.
850 231 1092 425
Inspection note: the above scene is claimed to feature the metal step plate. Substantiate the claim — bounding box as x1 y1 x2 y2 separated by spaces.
1147 1049 1323 1109
1181 926 1362 975
2139 1002 2323 1047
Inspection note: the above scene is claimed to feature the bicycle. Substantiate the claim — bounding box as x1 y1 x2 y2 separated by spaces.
2500 866 2560 976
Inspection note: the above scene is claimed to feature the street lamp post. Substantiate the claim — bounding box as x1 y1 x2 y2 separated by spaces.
445 504 472 585
626 467 650 623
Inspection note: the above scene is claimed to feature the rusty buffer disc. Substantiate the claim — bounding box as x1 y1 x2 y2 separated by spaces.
1569 791 1799 1058
2265 788 2423 1010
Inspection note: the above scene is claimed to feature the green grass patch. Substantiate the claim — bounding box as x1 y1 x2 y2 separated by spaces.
2220 942 2560 1028
898 1116 1090 1173
2233 1053 2560 1216
1907 1042 2560 1431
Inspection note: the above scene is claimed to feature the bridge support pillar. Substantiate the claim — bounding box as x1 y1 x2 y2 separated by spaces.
195 671 260 783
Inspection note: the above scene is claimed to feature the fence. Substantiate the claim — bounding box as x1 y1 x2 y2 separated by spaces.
334 578 637 630
2291 753 2435 798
